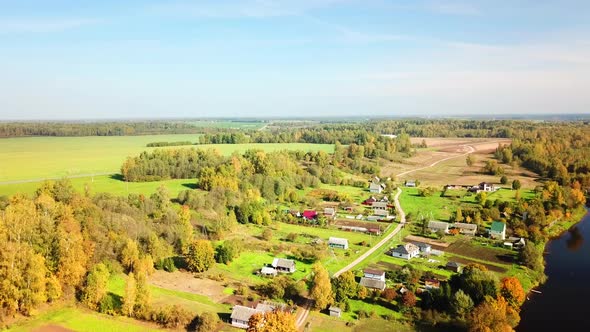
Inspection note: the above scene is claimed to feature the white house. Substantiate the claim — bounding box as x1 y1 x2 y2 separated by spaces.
479 182 498 192
329 237 349 249
271 258 296 273
390 243 420 260
428 221 450 234
412 242 431 253
372 201 389 217
405 180 417 187
260 266 277 277
359 268 386 290
490 221 507 240
453 222 478 236
369 182 385 193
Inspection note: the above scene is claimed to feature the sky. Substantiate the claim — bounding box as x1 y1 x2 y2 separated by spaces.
0 0 589 119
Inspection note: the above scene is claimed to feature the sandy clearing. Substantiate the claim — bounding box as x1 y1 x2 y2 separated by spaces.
149 270 227 302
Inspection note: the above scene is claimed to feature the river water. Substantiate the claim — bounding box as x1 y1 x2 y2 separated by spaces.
517 210 590 331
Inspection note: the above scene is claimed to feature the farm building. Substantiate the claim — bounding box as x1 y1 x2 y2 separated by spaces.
329 306 342 318
260 266 277 277
508 237 526 249
479 182 498 192
489 221 507 240
271 258 296 273
405 180 417 187
453 223 478 236
362 196 377 205
428 221 450 234
329 237 349 249
372 201 389 217
390 243 420 260
446 261 462 273
324 207 336 218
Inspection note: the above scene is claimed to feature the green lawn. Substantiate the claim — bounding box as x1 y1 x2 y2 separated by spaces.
0 135 334 183
7 306 162 332
399 188 476 221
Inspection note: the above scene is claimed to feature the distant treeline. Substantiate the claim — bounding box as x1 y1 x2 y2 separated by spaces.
146 141 193 147
0 122 202 137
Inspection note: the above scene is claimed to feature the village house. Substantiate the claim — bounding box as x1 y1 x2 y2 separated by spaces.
446 261 462 273
369 182 385 193
412 242 431 253
230 302 287 329
425 279 440 290
390 243 420 260
359 268 386 291
362 196 377 205
329 237 349 249
372 201 389 217
489 221 507 240
271 258 296 273
507 237 526 249
302 210 317 220
479 182 497 192
428 220 450 234
453 222 478 236
323 207 336 219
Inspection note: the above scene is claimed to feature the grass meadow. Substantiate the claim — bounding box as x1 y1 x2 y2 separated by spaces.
0 135 334 196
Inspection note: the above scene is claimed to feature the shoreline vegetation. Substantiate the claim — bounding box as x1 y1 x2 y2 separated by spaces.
0 119 588 332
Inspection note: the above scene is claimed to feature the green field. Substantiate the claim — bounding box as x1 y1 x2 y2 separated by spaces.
7 306 162 332
0 135 334 196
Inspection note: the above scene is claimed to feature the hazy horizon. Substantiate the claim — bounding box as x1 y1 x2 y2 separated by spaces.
1 0 590 119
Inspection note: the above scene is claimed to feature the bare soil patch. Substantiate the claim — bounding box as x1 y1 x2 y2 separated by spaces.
448 256 507 273
149 270 227 302
33 325 74 332
333 219 389 228
446 239 516 266
403 235 450 249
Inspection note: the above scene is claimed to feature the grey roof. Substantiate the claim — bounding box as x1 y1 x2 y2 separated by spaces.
272 258 295 269
412 242 431 249
454 222 478 230
428 221 450 230
446 261 461 268
329 306 342 313
392 243 419 255
329 237 348 246
231 306 260 322
360 277 386 290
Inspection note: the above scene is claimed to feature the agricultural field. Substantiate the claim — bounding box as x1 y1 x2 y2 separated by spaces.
185 120 267 130
7 306 163 332
0 135 334 196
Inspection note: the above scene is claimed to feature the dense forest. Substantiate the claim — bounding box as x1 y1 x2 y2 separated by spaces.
0 122 202 137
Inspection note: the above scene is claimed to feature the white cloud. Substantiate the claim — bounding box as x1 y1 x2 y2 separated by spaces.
0 18 101 34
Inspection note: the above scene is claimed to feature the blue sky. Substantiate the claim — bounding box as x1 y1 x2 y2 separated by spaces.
0 0 589 119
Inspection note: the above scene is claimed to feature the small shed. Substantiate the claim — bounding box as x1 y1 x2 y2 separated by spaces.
446 261 462 273
329 306 342 318
328 237 349 249
405 180 417 187
260 266 277 277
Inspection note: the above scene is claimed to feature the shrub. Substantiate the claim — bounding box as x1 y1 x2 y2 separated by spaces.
286 233 298 242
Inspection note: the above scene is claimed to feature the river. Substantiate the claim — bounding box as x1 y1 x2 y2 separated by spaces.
517 210 590 331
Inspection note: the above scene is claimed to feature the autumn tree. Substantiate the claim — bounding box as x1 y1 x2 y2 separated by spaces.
332 271 357 302
466 155 475 167
178 205 194 254
134 269 151 317
247 310 297 332
500 277 525 308
401 291 417 308
186 240 215 273
468 296 520 332
121 239 140 272
55 205 89 292
122 272 136 317
512 180 521 190
310 263 333 310
82 263 110 311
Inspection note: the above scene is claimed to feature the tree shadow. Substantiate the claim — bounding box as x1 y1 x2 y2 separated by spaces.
109 174 125 181
496 254 515 263
182 183 198 189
